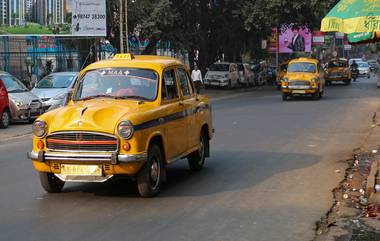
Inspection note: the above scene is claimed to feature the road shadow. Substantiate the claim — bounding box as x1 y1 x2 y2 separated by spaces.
58 150 320 198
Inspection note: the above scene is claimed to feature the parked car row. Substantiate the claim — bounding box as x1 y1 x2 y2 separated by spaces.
203 62 269 89
0 71 78 129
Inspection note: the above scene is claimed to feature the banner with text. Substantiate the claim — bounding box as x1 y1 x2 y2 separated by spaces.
0 0 106 36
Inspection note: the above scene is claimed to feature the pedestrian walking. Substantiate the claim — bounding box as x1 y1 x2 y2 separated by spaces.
376 59 380 89
191 64 203 93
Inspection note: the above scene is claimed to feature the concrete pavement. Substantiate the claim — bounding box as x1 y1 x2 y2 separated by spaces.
1 77 380 241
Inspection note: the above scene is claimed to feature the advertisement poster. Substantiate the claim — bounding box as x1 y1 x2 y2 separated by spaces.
0 0 106 36
279 23 312 53
268 28 278 53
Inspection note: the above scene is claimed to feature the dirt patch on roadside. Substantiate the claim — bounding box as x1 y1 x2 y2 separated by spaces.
314 152 380 241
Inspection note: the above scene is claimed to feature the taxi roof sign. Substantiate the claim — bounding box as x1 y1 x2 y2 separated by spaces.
113 53 135 60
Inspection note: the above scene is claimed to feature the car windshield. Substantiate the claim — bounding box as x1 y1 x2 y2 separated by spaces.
1 75 28 93
209 64 230 72
358 62 369 68
287 62 316 73
328 61 347 68
74 68 159 101
36 74 76 88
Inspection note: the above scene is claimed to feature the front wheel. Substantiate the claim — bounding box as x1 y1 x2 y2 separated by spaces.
0 110 10 129
137 144 164 197
188 130 208 171
282 93 289 101
39 172 65 193
345 79 351 85
228 80 232 89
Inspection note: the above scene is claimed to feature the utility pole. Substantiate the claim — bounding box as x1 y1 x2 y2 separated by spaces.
119 0 124 53
125 0 129 52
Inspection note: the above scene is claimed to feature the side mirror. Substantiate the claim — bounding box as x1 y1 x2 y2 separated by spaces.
65 89 74 105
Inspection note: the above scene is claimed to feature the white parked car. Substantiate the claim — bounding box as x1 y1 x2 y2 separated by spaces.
237 63 254 87
204 62 240 89
31 72 78 111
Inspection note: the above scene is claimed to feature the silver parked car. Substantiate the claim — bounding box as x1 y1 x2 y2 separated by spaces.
31 72 78 111
0 71 44 123
204 62 240 89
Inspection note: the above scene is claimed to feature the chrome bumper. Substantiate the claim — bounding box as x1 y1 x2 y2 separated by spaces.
27 151 147 164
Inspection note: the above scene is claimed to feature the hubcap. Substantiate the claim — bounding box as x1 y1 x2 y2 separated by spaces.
150 157 160 189
2 112 9 126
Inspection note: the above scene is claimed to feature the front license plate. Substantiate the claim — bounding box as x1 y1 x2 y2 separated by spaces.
60 164 102 176
292 90 306 94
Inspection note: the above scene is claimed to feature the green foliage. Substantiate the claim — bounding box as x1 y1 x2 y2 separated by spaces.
107 0 337 69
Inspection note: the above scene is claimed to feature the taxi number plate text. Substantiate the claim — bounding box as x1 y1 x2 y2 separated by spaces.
60 164 102 176
292 90 306 94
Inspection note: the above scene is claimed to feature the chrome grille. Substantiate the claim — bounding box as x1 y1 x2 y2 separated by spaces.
289 81 310 86
46 132 118 152
29 100 42 109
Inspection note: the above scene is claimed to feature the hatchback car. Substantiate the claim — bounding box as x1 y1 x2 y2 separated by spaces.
0 78 10 128
357 62 371 78
31 72 78 111
27 54 213 197
0 72 43 123
204 62 240 88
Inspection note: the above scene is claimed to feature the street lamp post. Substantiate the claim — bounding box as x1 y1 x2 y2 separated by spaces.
119 0 124 53
125 0 129 52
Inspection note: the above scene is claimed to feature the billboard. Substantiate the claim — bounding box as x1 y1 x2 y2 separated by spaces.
0 0 106 36
279 24 312 53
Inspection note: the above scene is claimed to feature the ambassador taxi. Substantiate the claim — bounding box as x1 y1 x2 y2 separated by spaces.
324 58 351 85
28 54 213 197
281 58 325 101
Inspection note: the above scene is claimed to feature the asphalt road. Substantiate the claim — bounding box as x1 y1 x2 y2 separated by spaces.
1 76 380 241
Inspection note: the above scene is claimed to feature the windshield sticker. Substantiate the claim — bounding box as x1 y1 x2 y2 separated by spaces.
100 70 130 76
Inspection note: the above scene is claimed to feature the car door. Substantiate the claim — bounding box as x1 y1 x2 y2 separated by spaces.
0 80 8 113
161 68 188 161
176 67 198 151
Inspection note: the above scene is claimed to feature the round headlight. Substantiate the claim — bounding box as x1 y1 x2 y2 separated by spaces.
283 78 289 82
32 120 47 138
118 121 134 139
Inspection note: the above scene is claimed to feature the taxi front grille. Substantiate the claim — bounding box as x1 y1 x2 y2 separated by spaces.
289 81 310 86
46 132 118 152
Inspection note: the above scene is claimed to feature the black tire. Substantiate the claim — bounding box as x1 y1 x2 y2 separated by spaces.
188 130 208 171
345 79 351 85
312 92 321 100
368 75 370 79
282 93 288 101
0 109 10 129
39 172 65 193
137 144 164 197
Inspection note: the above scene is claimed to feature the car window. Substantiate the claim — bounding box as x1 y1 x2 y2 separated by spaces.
36 75 76 88
75 68 158 101
177 68 193 97
162 69 179 100
1 75 28 93
287 62 316 73
209 64 229 72
328 61 347 68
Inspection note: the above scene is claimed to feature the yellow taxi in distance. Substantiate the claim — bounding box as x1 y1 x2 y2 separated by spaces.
27 54 214 197
325 58 351 85
281 57 325 101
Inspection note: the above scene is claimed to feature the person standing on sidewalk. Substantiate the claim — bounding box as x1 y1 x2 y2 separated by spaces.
191 64 203 93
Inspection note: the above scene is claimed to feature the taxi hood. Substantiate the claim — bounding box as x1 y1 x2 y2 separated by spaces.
43 99 145 134
286 72 317 81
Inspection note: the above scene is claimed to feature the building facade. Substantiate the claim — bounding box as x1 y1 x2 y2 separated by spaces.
0 0 26 26
36 0 64 26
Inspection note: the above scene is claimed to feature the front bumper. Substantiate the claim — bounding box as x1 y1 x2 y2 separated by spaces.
281 87 318 94
204 79 229 87
11 107 44 121
27 151 147 164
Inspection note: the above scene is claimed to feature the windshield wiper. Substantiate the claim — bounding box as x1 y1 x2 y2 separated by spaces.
78 94 117 101
115 95 151 101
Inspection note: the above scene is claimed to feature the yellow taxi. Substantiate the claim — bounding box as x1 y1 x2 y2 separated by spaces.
27 54 214 197
281 57 325 101
276 60 289 90
324 58 351 85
